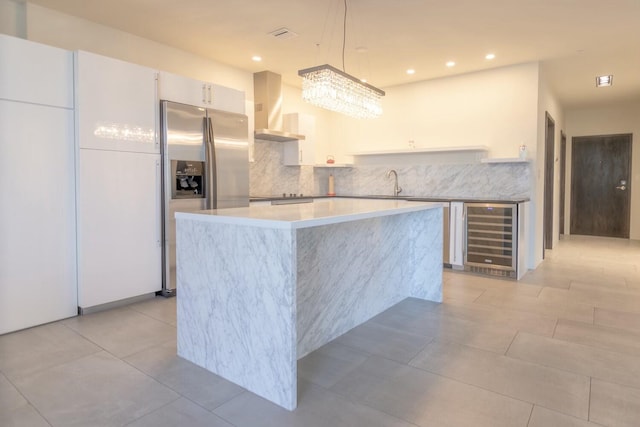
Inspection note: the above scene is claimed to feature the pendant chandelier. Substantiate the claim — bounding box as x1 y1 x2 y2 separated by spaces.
298 0 385 119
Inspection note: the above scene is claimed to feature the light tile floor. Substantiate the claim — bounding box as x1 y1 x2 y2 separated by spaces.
1 235 639 426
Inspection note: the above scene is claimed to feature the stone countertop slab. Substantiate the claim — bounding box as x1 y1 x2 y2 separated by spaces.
250 195 530 204
177 199 441 229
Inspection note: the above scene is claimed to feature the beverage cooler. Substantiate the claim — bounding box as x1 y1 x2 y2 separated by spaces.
464 203 517 277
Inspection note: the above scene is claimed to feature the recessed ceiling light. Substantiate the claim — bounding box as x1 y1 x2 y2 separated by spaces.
360 78 367 83
596 75 613 87
406 69 415 75
446 61 456 67
252 55 262 62
485 53 496 60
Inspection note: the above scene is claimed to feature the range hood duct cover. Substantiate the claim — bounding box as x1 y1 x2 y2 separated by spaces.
253 71 305 142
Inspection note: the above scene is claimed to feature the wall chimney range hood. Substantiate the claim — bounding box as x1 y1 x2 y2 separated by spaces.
253 71 305 142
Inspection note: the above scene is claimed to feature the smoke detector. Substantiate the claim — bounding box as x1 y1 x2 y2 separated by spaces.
268 27 299 40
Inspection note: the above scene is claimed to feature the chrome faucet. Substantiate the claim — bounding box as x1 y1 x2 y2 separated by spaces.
385 169 402 197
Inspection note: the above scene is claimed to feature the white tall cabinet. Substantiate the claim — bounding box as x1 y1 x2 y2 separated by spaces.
75 51 162 311
0 35 77 334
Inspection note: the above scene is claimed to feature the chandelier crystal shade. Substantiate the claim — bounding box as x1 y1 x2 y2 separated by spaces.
298 64 385 119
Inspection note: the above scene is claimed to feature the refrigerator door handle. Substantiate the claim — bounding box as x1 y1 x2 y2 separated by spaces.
205 116 216 209
155 159 162 246
154 73 160 151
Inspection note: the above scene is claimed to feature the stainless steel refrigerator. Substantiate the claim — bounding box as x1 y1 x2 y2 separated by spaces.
160 101 249 296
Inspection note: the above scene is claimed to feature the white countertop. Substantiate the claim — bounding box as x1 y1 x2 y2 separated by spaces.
175 199 442 229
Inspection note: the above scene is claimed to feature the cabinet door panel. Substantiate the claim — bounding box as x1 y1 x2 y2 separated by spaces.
77 149 162 309
0 101 76 334
158 72 245 114
0 35 73 108
212 83 245 114
158 71 210 107
75 51 158 153
283 113 315 166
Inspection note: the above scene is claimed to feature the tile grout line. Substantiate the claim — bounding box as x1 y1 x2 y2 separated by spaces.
2 372 55 427
587 376 593 421
551 317 559 338
121 395 183 427
405 336 436 366
525 404 535 426
210 399 246 427
315 354 423 427
504 330 520 356
128 301 178 328
404 361 566 418
1 322 106 382
472 288 488 303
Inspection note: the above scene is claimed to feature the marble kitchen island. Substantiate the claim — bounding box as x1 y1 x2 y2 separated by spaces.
175 199 443 410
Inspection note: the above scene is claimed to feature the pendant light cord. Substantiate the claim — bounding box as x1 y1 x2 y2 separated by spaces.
342 0 347 72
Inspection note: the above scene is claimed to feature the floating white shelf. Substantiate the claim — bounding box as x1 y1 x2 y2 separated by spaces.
314 163 353 168
349 145 490 156
480 158 531 163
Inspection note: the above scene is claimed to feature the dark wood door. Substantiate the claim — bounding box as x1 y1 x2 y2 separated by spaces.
570 134 632 238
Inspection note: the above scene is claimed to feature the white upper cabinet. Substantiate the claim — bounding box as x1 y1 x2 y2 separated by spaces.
0 34 73 108
158 71 211 107
158 71 245 114
75 51 158 153
282 113 316 166
211 83 245 114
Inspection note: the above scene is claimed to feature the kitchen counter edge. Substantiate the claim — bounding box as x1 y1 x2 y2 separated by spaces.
250 195 530 204
176 199 442 229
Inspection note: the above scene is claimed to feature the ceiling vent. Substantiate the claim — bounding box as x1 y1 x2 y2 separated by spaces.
268 27 298 40
596 75 613 87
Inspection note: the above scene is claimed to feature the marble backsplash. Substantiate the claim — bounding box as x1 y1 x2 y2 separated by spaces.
250 140 315 196
250 140 531 199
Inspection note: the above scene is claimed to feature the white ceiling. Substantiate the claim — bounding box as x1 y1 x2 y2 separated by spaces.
29 0 640 108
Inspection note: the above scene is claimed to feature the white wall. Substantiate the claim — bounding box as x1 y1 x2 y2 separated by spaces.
534 70 565 267
333 62 542 268
331 62 540 162
0 0 24 37
22 3 252 93
565 101 640 240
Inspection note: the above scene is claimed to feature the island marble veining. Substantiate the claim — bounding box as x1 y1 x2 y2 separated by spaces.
177 220 297 409
296 209 442 357
176 200 442 410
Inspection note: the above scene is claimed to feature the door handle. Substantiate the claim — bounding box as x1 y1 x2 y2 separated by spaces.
616 179 627 190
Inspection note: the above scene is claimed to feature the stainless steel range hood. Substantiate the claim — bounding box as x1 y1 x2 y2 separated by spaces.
253 71 305 142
